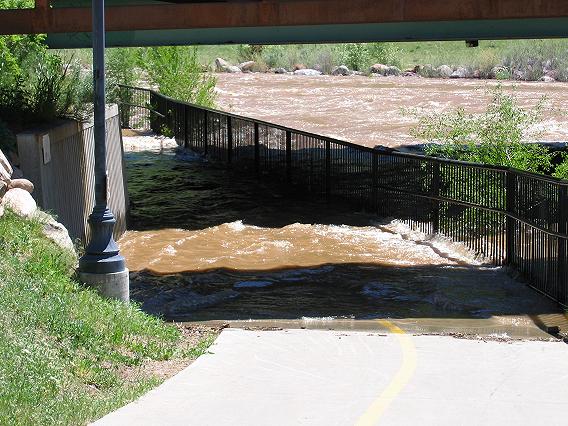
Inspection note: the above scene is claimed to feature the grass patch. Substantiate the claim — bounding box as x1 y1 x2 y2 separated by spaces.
0 210 216 425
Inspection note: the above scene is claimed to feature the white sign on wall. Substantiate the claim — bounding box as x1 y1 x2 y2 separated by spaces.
42 134 51 164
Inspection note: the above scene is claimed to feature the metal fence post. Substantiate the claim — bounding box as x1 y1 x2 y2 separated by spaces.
372 151 378 212
286 130 291 182
505 171 516 265
254 122 260 175
557 185 567 303
325 140 331 200
203 110 208 155
432 161 441 233
227 116 233 164
183 104 189 149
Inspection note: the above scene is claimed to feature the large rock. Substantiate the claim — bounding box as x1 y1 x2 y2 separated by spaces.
43 215 75 254
331 65 350 76
293 69 322 76
0 149 11 184
437 65 454 78
2 188 37 217
450 67 469 78
273 67 288 74
226 65 242 73
215 58 231 72
8 178 34 194
540 75 555 83
370 63 390 75
386 66 401 76
238 61 256 72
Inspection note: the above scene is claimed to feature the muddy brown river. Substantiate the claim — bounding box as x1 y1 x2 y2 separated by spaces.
215 74 568 148
120 139 564 335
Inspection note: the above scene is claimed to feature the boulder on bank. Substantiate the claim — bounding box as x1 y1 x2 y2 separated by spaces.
386 66 401 76
437 65 453 78
35 210 75 254
8 178 34 194
450 67 469 79
2 188 36 217
215 58 242 73
294 69 322 76
370 63 389 75
540 75 556 83
332 65 350 76
273 67 288 74
238 61 256 72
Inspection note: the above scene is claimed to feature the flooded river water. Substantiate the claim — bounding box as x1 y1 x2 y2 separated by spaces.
120 137 563 335
215 74 568 148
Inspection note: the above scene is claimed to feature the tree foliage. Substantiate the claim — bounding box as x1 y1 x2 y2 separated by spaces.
412 86 553 175
142 46 217 108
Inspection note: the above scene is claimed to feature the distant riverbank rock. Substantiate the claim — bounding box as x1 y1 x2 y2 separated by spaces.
332 65 350 76
2 188 36 217
450 67 469 79
238 61 256 72
215 58 241 73
437 65 453 78
540 75 556 82
8 178 34 194
273 67 288 74
294 69 323 76
370 63 389 75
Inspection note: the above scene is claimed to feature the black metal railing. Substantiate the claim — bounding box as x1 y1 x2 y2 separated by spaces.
118 84 568 307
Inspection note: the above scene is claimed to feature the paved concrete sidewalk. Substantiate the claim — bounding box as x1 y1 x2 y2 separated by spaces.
95 328 568 426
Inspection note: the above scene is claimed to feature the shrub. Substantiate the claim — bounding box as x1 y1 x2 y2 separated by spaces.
412 86 552 174
142 46 217 108
553 154 568 180
106 48 139 103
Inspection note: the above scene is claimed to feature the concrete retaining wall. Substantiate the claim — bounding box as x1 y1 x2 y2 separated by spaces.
16 105 128 243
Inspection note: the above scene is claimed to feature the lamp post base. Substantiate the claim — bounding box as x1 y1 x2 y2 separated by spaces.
79 269 130 302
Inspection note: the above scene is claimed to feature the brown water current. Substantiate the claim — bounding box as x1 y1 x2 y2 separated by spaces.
215 74 568 148
120 138 565 336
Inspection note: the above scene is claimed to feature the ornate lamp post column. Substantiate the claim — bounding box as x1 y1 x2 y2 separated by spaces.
78 0 129 302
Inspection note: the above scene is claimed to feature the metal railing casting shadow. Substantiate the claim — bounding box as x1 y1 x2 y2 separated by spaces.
118 84 568 307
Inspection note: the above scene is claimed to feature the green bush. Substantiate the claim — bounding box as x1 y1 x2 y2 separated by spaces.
412 86 552 174
106 48 139 103
142 46 217 108
0 31 91 135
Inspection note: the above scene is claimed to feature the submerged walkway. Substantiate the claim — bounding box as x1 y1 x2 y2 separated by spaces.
95 328 568 426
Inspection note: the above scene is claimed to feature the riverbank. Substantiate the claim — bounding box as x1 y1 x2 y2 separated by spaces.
0 210 218 425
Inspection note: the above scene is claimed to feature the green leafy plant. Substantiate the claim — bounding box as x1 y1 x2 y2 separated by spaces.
142 46 217 108
412 86 552 174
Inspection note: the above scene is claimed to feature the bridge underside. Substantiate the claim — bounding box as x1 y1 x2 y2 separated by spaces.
2 0 568 48
46 18 568 49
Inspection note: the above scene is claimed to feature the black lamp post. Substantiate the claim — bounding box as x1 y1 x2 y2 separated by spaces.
78 0 129 301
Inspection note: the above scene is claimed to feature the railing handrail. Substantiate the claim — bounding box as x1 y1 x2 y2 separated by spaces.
118 84 568 186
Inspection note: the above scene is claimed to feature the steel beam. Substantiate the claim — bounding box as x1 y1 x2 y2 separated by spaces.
2 0 568 35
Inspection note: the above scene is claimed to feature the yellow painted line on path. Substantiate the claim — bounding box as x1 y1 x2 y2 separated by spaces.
355 320 417 426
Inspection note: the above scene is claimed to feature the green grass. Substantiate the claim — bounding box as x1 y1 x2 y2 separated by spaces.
0 210 214 425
